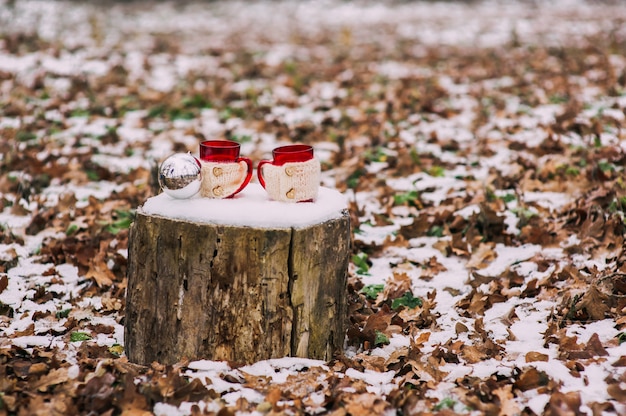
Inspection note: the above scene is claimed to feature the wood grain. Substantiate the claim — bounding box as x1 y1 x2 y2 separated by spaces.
125 210 349 365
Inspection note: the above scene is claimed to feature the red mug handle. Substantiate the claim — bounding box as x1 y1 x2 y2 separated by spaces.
257 159 272 189
233 157 253 196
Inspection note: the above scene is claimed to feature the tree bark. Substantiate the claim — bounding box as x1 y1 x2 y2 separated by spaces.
124 209 350 365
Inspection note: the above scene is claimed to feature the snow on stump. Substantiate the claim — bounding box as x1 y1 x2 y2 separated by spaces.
124 184 350 365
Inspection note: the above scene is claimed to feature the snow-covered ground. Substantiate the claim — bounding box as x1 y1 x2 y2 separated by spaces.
1 0 625 414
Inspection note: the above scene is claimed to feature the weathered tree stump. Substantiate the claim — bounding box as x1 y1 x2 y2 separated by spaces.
124 185 350 365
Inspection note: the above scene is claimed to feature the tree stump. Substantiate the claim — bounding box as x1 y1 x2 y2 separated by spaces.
124 184 350 365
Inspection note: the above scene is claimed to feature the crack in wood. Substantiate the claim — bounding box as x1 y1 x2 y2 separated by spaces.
125 211 349 364
287 226 298 356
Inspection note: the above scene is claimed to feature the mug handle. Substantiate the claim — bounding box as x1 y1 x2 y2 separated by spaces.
257 159 271 189
233 157 253 196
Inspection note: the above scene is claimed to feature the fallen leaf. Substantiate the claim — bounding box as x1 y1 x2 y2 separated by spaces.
612 356 626 367
466 242 497 270
360 305 395 345
493 385 521 416
461 345 485 364
525 351 549 363
545 391 582 415
13 323 35 337
31 367 70 392
28 362 49 375
514 368 550 392
85 258 116 287
585 333 609 357
0 274 8 293
344 393 391 416
577 285 610 321
607 382 626 402
383 272 413 301
455 322 469 334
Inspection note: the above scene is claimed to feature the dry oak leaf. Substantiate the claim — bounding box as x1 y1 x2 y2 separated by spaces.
29 362 49 376
343 393 392 416
450 231 470 256
466 242 497 270
587 401 616 415
544 390 582 415
612 355 626 367
0 274 8 294
493 385 521 416
282 366 329 400
13 323 35 337
11 359 32 378
418 355 449 383
266 387 283 407
560 333 608 359
519 220 557 245
22 393 77 416
10 201 29 216
525 351 550 363
462 389 504 416
384 346 409 371
558 335 589 360
31 367 70 392
454 321 469 335
607 380 626 402
0 394 17 413
461 344 486 364
407 331 431 359
457 289 505 316
425 255 448 274
86 256 116 287
513 367 550 392
358 354 387 372
577 285 611 321
383 271 413 301
585 332 609 357
398 214 431 240
360 305 395 344
79 372 117 413
396 304 426 324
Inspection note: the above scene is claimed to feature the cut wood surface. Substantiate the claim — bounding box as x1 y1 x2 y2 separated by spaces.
125 207 350 365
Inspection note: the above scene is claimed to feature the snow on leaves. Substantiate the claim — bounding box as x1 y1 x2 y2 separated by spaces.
1 0 626 415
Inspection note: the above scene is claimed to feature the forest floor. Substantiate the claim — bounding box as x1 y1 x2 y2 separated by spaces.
1 0 626 415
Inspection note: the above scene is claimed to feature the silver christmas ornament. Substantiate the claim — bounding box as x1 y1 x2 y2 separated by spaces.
158 153 202 199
